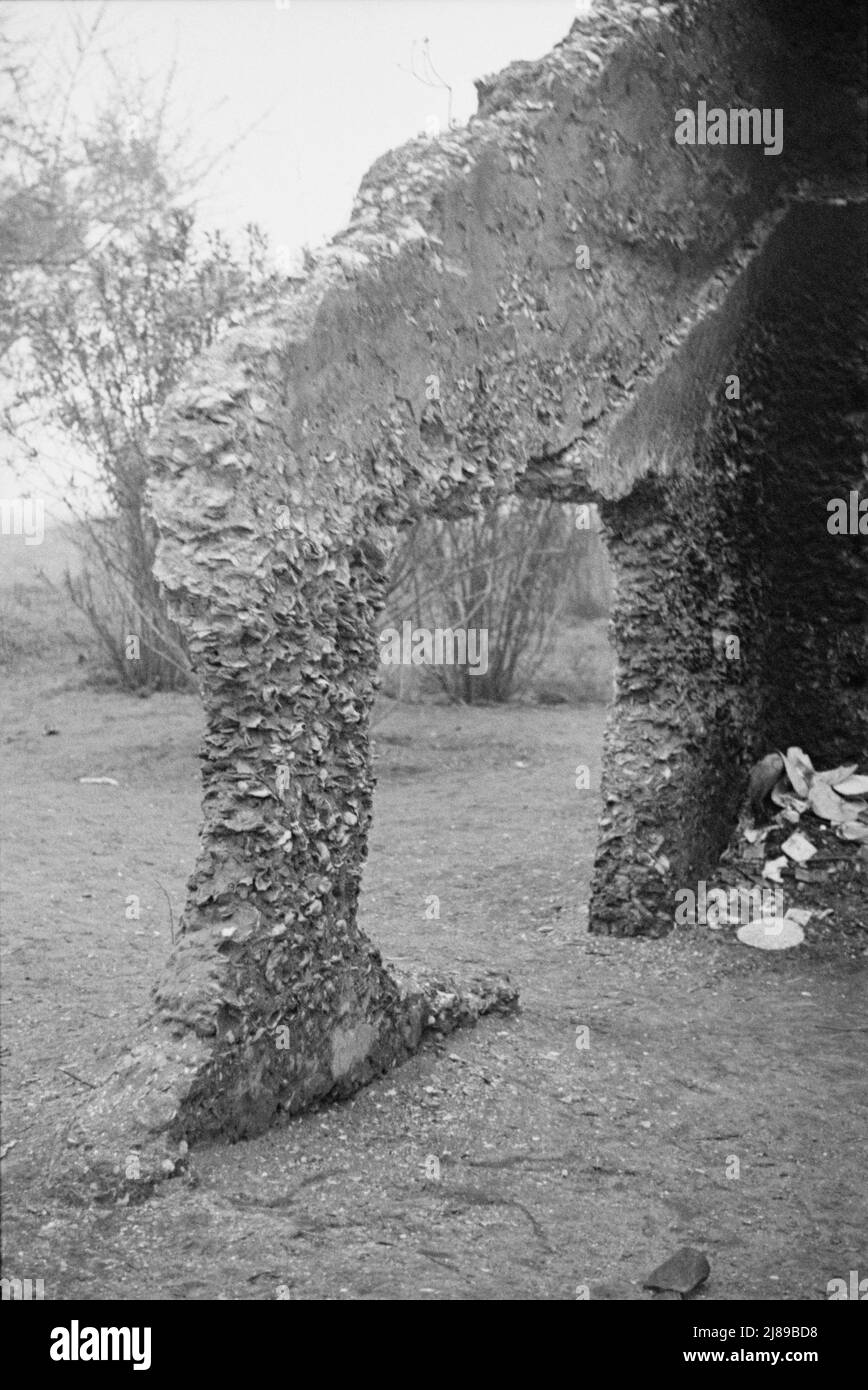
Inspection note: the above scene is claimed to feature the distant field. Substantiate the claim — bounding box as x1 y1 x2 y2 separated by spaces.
0 522 93 669
1 519 615 702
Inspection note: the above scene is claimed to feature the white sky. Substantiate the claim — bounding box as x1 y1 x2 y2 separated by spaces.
2 0 582 511
11 0 579 253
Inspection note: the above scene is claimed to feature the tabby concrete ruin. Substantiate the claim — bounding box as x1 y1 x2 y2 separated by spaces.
71 0 866 1172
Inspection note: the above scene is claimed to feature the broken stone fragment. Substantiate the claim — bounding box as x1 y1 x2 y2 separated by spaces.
782 746 814 799
644 1247 710 1296
736 917 804 950
748 752 785 820
781 831 817 864
808 779 851 824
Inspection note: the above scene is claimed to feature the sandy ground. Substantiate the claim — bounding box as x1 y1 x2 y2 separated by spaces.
1 664 866 1300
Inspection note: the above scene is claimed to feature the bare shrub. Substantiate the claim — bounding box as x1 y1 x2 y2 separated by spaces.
384 499 580 703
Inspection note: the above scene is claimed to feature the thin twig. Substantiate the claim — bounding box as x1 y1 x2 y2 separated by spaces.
58 1065 97 1089
813 1025 868 1033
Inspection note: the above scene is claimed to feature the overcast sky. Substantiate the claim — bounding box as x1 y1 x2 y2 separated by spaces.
11 0 580 253
4 0 583 509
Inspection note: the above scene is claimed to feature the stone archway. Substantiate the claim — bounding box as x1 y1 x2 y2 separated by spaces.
69 0 866 1179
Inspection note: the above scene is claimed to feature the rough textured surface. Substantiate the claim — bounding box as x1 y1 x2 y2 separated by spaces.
591 201 868 932
67 0 866 1158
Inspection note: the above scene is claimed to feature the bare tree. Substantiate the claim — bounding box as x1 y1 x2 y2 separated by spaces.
385 500 577 703
1 8 279 689
0 7 193 353
14 212 280 688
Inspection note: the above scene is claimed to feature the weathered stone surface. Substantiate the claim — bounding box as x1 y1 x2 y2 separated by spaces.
591 199 868 932
644 1246 711 1294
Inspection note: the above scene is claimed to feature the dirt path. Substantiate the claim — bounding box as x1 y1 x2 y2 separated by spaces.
1 673 866 1299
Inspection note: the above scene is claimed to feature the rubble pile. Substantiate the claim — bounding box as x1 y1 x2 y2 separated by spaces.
713 748 868 951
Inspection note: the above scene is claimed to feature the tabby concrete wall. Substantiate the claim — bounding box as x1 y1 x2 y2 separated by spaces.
67 0 865 1170
591 200 868 932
